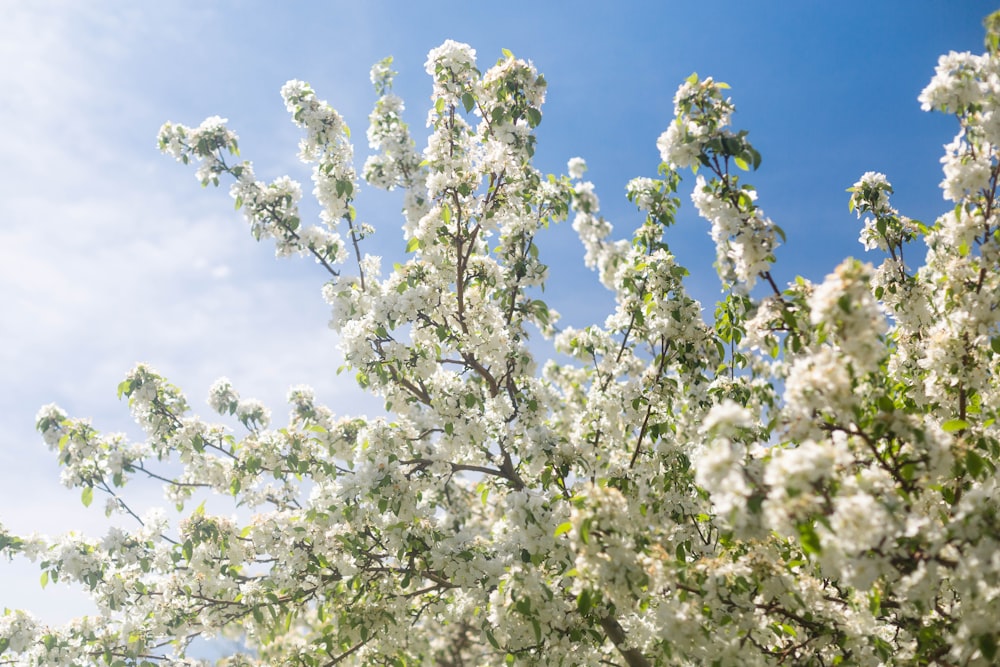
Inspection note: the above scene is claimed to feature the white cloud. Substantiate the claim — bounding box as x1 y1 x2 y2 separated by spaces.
0 3 382 621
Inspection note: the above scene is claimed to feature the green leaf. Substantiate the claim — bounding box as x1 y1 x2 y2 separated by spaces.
405 236 420 253
577 588 593 615
501 47 514 59
966 450 985 478
40 570 49 589
734 156 749 171
554 522 572 537
797 521 822 556
868 589 881 615
526 107 542 128
941 418 969 433
461 92 476 113
335 180 353 199
117 379 133 399
978 633 998 661
81 486 93 508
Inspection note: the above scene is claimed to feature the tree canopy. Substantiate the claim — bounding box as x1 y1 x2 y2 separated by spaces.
4 15 1000 667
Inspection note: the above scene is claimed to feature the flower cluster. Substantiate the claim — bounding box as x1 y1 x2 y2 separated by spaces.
657 73 779 291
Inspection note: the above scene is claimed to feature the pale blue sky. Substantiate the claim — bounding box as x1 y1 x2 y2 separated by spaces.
0 1 991 621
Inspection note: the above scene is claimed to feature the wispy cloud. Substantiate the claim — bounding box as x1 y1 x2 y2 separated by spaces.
0 3 380 621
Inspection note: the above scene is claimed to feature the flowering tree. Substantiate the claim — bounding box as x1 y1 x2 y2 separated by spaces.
4 16 1000 666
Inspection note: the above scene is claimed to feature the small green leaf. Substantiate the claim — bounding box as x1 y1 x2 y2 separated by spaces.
461 92 475 113
405 237 420 253
978 633 998 661
868 589 881 615
797 521 822 556
942 418 969 433
81 487 93 508
554 522 572 537
577 589 593 615
966 450 985 478
526 107 542 128
40 570 49 589
734 156 749 171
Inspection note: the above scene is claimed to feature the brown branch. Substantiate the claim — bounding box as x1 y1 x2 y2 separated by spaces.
598 615 650 667
629 335 670 469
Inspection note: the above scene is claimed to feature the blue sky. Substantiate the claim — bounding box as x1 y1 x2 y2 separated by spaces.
0 1 991 621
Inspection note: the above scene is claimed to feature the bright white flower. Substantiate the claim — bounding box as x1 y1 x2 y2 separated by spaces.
829 491 889 553
625 177 658 211
695 437 750 522
918 51 987 112
208 377 239 415
657 120 701 169
0 609 39 653
567 157 587 179
783 347 854 433
701 399 753 436
236 398 270 430
808 259 887 370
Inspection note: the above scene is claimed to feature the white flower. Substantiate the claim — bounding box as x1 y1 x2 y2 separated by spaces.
829 492 889 553
701 399 753 436
208 377 239 415
918 51 986 112
236 398 270 430
808 259 887 370
695 437 750 523
0 609 39 653
783 347 854 432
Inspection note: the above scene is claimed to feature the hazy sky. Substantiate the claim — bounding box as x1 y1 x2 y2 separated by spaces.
0 1 991 622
